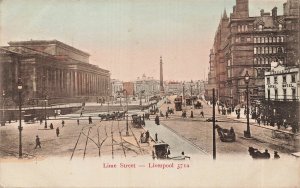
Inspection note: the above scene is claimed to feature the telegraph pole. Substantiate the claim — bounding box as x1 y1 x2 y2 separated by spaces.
213 88 216 160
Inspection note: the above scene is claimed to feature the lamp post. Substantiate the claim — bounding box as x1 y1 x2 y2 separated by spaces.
107 87 110 113
182 82 185 107
121 89 128 113
44 99 48 128
17 78 23 158
243 71 251 138
2 90 5 126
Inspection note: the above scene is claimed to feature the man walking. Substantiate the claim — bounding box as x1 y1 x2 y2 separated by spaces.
56 127 60 137
62 120 65 127
35 135 41 149
88 116 92 124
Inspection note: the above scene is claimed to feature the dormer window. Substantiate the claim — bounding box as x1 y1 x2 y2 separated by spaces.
258 25 263 31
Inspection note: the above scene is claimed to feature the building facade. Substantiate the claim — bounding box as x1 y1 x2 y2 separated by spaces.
0 40 111 106
123 82 135 96
206 0 299 108
111 79 123 99
134 74 160 98
264 62 299 126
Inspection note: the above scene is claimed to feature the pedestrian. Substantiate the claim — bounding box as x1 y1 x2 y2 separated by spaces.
200 111 204 118
190 110 194 118
264 149 270 159
50 123 54 129
145 130 150 142
140 132 144 143
88 116 92 124
62 120 65 127
56 127 60 137
155 133 158 142
155 115 160 125
274 151 280 159
35 135 41 149
165 111 169 119
257 116 261 125
77 119 80 125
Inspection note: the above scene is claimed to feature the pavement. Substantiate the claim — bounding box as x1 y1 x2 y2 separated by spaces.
144 119 207 157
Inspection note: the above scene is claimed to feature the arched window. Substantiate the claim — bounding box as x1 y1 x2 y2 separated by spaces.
258 25 263 31
265 37 268 43
269 37 272 43
273 37 276 43
262 37 265 43
273 47 277 53
254 58 257 64
281 36 284 42
266 58 269 64
254 37 257 43
269 46 272 54
277 37 280 42
254 47 257 54
279 24 282 30
258 37 261 43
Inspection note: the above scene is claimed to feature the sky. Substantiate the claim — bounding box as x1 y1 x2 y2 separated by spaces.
0 0 286 82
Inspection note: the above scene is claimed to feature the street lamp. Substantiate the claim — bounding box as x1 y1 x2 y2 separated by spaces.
107 87 110 113
139 90 145 106
2 90 5 126
44 99 48 128
17 78 23 158
243 71 251 138
182 82 185 107
121 89 128 113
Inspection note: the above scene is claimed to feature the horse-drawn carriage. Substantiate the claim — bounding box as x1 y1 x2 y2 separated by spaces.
167 108 174 114
131 114 145 128
248 147 271 159
215 125 236 142
194 101 202 109
152 143 190 160
152 143 170 159
150 108 159 115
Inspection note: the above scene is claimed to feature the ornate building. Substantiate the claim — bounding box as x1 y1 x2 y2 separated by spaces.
206 0 299 107
0 40 111 106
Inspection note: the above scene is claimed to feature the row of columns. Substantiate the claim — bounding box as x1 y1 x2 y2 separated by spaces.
36 67 109 98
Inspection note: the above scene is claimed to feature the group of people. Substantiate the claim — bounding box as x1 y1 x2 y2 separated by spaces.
140 130 150 143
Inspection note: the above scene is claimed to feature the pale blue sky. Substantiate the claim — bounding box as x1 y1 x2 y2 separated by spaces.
0 0 285 81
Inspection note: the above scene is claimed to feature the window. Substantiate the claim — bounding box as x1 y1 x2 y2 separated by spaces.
254 58 257 64
245 25 248 31
292 88 296 100
279 24 282 30
291 74 296 83
283 75 286 83
241 37 245 42
283 89 287 100
236 37 240 43
266 58 269 64
254 48 257 54
281 36 284 42
258 38 261 43
269 37 272 43
275 89 278 100
258 25 263 31
227 60 231 66
277 37 280 42
267 77 270 84
247 37 251 42
262 47 264 54
273 37 276 43
242 25 245 32
254 37 257 43
274 76 278 84
269 47 272 54
273 47 277 53
262 37 265 43
238 25 241 32
268 89 270 100
265 47 268 54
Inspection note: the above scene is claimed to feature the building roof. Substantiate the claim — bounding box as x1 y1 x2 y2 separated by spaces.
8 40 90 57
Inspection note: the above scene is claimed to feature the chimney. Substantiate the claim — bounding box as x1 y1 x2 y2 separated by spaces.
260 9 264 16
272 7 277 20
